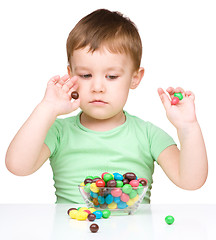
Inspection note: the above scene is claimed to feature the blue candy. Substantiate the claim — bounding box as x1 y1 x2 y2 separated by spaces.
117 201 128 209
90 191 98 198
105 194 114 204
113 173 123 181
113 197 121 203
98 196 105 204
93 210 103 219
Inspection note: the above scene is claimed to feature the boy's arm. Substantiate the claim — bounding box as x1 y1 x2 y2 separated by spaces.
5 75 80 176
157 87 208 190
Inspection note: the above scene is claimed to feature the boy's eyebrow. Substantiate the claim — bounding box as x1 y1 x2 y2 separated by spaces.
74 66 125 72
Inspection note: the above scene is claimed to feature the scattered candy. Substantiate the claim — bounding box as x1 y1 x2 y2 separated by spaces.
87 213 96 221
165 215 175 225
90 223 99 233
71 91 79 99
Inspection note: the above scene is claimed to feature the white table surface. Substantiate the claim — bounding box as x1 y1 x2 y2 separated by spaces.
0 204 215 240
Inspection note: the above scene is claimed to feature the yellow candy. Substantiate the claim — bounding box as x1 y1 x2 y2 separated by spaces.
108 202 117 209
80 182 85 187
90 183 99 193
126 199 134 206
69 210 78 219
78 207 88 212
131 194 139 202
76 211 88 221
88 207 96 213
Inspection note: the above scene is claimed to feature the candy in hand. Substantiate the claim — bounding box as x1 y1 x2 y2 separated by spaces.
71 91 79 99
171 92 183 105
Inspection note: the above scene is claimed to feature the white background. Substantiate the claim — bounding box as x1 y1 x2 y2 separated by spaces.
0 0 215 204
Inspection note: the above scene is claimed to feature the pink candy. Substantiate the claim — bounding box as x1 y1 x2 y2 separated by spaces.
111 188 122 197
120 193 130 202
129 180 139 189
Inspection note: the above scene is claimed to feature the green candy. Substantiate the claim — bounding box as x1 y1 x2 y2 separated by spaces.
129 189 137 199
84 183 91 193
116 180 124 188
103 173 114 182
136 183 144 195
102 209 111 218
174 92 183 100
165 215 175 225
122 184 132 194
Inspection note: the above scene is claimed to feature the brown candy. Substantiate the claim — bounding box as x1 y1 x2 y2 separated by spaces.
122 179 129 185
84 178 93 185
124 172 136 181
88 213 96 221
106 180 117 187
92 198 99 206
92 178 101 183
140 179 147 186
90 223 99 233
71 91 79 99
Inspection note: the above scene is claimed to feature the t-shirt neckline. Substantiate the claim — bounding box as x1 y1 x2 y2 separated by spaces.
76 110 129 135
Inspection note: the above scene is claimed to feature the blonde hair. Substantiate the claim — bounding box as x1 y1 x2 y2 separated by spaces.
66 9 142 71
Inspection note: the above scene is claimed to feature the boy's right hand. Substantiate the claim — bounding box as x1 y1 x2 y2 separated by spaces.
41 74 80 116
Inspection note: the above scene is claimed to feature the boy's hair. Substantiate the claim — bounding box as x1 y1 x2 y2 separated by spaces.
66 9 142 71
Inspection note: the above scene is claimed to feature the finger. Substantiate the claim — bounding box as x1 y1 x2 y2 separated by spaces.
175 87 185 97
57 74 70 86
158 88 171 110
69 98 80 112
47 75 60 85
185 90 195 100
166 87 175 97
68 82 79 98
62 76 79 93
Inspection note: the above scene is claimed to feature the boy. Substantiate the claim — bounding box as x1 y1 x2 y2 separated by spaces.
5 9 208 204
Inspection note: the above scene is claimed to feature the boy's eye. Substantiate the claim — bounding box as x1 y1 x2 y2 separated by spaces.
106 75 118 80
79 74 92 79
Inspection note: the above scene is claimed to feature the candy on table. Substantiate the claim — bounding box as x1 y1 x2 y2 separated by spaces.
171 92 183 105
81 172 148 210
90 223 99 233
165 215 175 225
68 207 111 221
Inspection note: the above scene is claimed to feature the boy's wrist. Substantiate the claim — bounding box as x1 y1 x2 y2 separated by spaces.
176 121 201 142
37 100 59 119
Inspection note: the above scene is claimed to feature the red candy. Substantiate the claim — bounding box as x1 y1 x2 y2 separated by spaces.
96 179 105 187
171 97 180 105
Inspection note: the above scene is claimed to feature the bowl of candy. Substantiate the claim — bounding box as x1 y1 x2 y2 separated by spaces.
78 172 148 215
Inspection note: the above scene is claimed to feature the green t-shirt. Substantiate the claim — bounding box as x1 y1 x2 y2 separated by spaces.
44 110 176 204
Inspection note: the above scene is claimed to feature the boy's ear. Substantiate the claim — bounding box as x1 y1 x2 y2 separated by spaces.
130 67 144 89
67 65 72 76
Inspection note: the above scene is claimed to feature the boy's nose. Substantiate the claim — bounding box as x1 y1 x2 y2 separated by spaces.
91 77 105 93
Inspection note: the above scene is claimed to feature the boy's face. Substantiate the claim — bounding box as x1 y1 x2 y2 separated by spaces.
68 46 144 120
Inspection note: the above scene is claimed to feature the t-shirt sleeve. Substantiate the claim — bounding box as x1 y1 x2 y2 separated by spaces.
147 122 177 164
44 119 62 158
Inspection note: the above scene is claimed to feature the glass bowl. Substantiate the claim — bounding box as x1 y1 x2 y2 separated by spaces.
78 184 148 215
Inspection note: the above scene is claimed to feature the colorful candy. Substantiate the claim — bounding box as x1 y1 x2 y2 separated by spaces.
80 172 148 211
171 92 183 105
165 215 175 225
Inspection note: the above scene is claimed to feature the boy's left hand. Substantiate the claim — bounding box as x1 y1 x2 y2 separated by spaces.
158 87 197 129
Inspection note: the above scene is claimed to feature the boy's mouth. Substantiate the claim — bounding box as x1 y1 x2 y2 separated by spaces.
90 99 108 104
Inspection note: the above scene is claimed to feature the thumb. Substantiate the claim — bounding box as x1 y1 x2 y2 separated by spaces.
70 98 81 112
157 88 171 111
